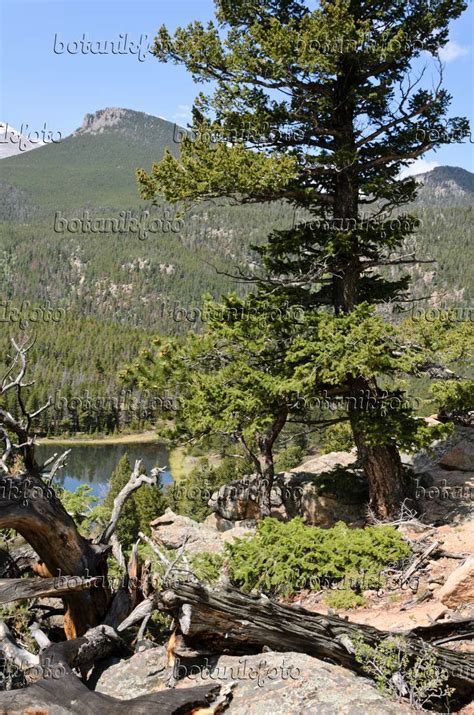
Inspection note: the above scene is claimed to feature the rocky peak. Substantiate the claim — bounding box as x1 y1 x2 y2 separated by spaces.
75 107 128 135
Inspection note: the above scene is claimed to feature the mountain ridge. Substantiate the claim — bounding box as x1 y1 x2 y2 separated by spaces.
1 107 472 210
0 107 471 334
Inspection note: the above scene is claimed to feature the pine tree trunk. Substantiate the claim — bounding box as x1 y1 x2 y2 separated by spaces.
349 417 407 518
255 412 287 519
258 450 274 519
331 81 409 519
347 377 409 519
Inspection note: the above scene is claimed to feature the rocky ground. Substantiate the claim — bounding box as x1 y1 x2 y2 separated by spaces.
21 424 470 712
145 422 473 712
95 648 414 713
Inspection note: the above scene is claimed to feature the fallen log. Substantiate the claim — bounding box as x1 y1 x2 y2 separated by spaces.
407 618 474 640
0 575 106 605
159 582 474 700
0 621 226 714
0 675 223 714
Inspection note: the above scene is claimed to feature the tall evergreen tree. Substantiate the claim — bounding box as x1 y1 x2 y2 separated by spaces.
122 295 313 517
138 0 468 517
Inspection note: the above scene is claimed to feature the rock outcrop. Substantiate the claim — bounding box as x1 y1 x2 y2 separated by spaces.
208 450 368 527
95 646 168 698
436 557 474 609
150 508 254 555
410 425 474 524
207 425 473 528
96 649 412 713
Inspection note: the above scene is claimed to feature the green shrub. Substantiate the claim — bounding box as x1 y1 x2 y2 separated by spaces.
225 517 410 598
275 445 306 471
430 379 474 417
353 636 454 710
324 589 366 609
191 552 224 585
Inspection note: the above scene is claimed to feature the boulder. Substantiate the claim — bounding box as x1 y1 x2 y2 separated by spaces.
208 451 368 527
150 509 224 555
436 557 474 609
440 439 474 471
150 509 255 555
413 466 474 524
176 651 412 713
94 646 168 698
403 423 473 475
95 649 413 712
204 513 234 532
203 513 256 532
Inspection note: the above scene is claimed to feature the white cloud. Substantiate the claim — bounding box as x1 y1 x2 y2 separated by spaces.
399 159 439 179
439 41 470 63
172 104 192 122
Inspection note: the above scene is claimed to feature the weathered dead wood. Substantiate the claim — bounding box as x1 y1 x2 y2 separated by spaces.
0 678 222 714
103 588 131 630
0 472 110 639
1 542 44 576
0 623 224 714
116 597 154 633
0 547 20 578
398 540 440 585
111 532 126 571
97 461 162 544
400 589 432 611
158 582 474 699
0 575 105 605
0 462 161 638
28 621 52 650
434 549 471 560
407 618 474 642
0 621 39 669
127 541 141 611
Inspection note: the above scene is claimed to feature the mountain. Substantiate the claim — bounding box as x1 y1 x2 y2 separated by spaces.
413 165 474 207
0 108 472 332
0 122 47 160
0 108 181 213
0 108 293 333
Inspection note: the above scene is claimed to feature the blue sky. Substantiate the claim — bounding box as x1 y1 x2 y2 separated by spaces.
1 0 473 173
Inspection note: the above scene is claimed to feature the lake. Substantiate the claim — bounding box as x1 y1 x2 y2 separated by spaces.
35 442 172 498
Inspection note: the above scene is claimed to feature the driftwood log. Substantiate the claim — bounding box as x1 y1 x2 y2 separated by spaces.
159 582 474 700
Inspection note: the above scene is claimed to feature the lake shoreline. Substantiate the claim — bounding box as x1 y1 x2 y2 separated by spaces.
38 430 162 447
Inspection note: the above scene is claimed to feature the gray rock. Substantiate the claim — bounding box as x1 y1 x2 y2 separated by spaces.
150 508 225 554
176 651 412 713
209 451 368 527
150 508 255 555
412 426 474 523
94 645 169 698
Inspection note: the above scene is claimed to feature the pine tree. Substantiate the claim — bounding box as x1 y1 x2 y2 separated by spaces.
122 296 313 517
138 0 468 517
133 470 168 535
